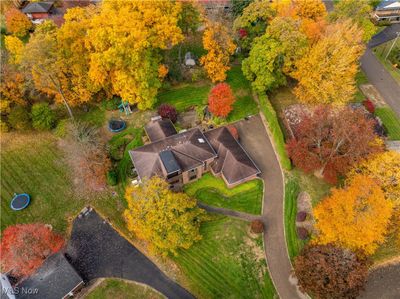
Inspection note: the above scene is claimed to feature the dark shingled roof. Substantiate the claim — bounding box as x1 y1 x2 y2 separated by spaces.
159 150 181 174
16 253 83 299
130 128 216 180
22 2 54 14
145 118 177 142
204 127 260 185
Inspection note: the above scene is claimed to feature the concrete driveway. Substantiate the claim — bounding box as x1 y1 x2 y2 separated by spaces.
361 264 400 299
235 115 302 299
66 210 193 299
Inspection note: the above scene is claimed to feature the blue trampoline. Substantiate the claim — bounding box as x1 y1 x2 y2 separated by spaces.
10 193 30 211
108 119 126 133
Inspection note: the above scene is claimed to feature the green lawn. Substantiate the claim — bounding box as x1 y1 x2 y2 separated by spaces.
174 215 277 299
0 132 129 236
86 279 164 299
184 173 263 215
74 105 106 127
373 41 400 84
157 65 258 121
284 178 307 261
354 71 369 102
375 107 400 140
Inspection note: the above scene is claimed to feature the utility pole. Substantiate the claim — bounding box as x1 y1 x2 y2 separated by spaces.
385 32 400 61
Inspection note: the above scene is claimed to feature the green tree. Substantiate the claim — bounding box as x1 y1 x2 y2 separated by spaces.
329 0 376 42
124 177 205 256
242 34 286 93
231 0 253 17
31 102 56 130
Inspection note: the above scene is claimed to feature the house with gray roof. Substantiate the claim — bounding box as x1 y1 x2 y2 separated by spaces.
129 118 260 190
22 2 54 20
374 0 400 23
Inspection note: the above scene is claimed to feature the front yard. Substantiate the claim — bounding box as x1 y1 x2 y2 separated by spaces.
184 173 263 215
174 215 277 299
375 106 400 140
373 41 400 84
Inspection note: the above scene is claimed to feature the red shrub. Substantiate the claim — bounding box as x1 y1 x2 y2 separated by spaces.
158 104 178 123
238 28 248 38
296 211 307 222
297 227 309 240
0 224 64 277
363 99 375 113
251 220 264 233
208 83 235 118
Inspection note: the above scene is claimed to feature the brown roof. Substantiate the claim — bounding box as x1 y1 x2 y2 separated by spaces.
145 118 177 142
130 128 216 180
204 127 260 185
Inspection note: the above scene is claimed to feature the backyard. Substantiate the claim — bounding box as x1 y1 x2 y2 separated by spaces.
184 173 263 215
174 215 277 299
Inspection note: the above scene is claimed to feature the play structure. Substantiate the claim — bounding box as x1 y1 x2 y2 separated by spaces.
108 119 126 133
10 193 30 211
118 100 132 115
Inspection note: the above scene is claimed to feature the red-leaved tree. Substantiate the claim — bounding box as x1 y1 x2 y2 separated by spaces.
208 83 235 118
286 105 383 183
5 8 32 37
158 104 178 123
0 224 64 277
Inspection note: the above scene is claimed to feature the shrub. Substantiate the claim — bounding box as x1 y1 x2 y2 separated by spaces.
31 102 56 130
0 119 10 133
208 83 235 118
363 99 375 113
8 106 30 131
106 170 118 186
158 104 178 123
250 219 264 233
102 96 121 111
296 227 309 240
54 119 69 138
296 211 307 222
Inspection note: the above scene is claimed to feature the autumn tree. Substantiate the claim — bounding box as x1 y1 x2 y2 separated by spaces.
242 34 286 93
231 0 253 17
4 35 24 65
294 244 369 299
314 175 393 255
329 0 376 42
208 83 235 118
292 0 327 21
63 121 111 193
178 0 202 35
286 106 383 183
5 8 32 37
0 223 64 277
347 151 400 204
124 177 205 256
265 16 308 76
293 20 365 105
87 0 183 109
233 0 276 50
200 21 236 83
0 65 27 113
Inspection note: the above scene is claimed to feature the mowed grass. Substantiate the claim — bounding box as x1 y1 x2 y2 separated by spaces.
375 107 400 140
174 215 277 299
184 173 263 215
284 178 307 261
86 279 164 299
373 41 400 84
0 133 83 232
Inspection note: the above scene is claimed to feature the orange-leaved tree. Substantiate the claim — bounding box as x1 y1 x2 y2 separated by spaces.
314 175 393 255
0 223 64 277
5 8 32 37
208 83 235 118
200 21 236 83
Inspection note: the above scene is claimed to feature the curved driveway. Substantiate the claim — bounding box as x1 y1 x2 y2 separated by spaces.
235 115 302 299
361 264 400 299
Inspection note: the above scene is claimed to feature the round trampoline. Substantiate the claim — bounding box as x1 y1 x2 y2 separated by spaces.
10 193 30 211
108 119 126 133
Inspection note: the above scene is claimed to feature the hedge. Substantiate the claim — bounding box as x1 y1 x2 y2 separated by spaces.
258 93 291 170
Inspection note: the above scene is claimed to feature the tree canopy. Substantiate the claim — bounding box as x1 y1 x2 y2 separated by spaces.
5 7 32 37
124 177 205 256
314 175 393 255
208 83 235 118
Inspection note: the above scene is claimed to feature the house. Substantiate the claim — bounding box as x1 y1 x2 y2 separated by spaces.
374 1 400 23
21 1 54 23
129 118 260 190
15 253 84 299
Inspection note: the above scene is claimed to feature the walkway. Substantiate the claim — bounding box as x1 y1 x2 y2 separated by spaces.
235 115 302 299
66 209 193 299
361 263 400 299
198 202 261 222
361 25 400 118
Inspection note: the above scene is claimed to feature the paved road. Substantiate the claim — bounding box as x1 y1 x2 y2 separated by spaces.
361 264 400 299
66 210 193 299
361 25 400 118
235 115 303 299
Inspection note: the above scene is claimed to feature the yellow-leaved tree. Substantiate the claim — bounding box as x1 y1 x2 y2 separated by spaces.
348 151 400 204
293 19 365 105
124 177 205 256
87 0 183 110
314 175 393 255
200 21 236 83
4 35 24 65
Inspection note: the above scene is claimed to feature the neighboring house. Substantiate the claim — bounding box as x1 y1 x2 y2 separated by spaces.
21 1 54 23
129 117 260 190
374 0 400 23
15 253 84 299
